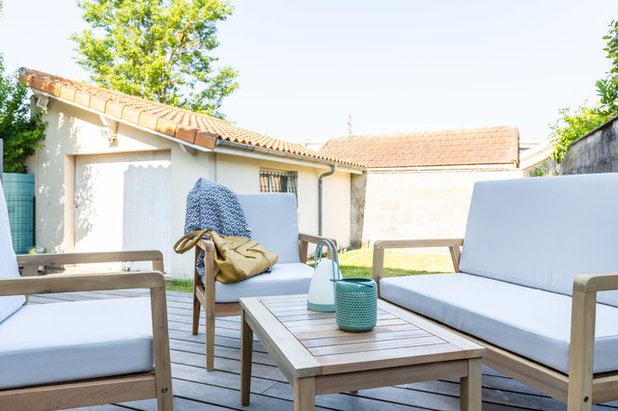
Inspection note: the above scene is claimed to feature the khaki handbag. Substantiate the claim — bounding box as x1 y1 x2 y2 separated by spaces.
174 230 278 283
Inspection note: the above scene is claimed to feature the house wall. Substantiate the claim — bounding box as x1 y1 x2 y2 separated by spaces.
26 99 352 278
359 168 523 245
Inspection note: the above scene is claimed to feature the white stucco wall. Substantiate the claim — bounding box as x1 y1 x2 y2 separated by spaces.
361 168 523 244
26 98 353 279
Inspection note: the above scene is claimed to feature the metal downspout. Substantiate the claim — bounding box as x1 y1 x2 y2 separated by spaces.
318 165 336 236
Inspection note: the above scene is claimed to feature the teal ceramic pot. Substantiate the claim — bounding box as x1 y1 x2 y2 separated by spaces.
335 278 377 332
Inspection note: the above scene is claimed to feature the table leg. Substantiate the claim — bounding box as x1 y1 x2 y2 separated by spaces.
241 310 253 406
460 358 482 411
293 377 315 411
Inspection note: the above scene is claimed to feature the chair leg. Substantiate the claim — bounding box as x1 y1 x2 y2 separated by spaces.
192 293 200 336
205 307 215 371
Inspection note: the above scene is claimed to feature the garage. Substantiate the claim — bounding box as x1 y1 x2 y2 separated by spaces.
73 150 172 271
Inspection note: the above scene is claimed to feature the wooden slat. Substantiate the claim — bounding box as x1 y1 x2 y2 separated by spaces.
301 329 430 348
317 343 468 374
281 312 396 328
308 335 445 357
294 323 419 340
286 317 406 333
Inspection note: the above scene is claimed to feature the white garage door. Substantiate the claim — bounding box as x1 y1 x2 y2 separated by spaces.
74 151 171 272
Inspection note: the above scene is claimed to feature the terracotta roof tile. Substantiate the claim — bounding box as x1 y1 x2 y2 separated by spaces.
20 68 360 167
318 127 520 168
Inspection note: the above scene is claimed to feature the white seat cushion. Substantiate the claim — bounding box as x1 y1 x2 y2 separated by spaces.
380 273 618 374
215 262 313 302
0 297 153 390
459 173 618 307
237 193 300 264
0 182 24 324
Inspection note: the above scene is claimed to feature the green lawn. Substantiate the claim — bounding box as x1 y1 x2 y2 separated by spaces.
337 248 454 278
166 249 453 292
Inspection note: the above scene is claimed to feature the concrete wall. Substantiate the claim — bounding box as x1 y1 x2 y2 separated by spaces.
562 117 618 175
360 168 523 244
26 99 352 278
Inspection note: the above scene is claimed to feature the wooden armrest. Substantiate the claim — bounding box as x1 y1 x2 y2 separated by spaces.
196 239 215 252
298 233 337 263
567 273 618 402
373 238 463 249
0 271 165 297
17 250 165 276
573 272 618 293
298 232 337 246
372 238 464 289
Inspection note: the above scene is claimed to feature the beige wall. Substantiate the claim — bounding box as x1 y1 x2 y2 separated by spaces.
361 168 523 244
27 99 352 279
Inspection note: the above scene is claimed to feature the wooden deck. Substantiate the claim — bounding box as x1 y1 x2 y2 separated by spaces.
29 289 618 411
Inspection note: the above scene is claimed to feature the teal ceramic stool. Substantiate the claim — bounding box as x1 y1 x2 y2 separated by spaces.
334 278 377 332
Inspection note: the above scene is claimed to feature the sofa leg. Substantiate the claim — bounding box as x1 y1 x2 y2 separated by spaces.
460 358 482 411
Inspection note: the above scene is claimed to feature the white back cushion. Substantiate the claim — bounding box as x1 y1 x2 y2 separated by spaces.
459 173 618 307
237 193 300 263
0 182 25 323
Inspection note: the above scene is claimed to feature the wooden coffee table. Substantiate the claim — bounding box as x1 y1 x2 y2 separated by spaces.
240 294 485 410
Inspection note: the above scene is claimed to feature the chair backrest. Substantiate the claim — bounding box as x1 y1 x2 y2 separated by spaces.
0 182 25 323
237 193 300 264
459 173 618 307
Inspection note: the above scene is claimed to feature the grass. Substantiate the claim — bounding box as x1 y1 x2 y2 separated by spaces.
165 279 194 293
336 248 453 278
165 249 454 292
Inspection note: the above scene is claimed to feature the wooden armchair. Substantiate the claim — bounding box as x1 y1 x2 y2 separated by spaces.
0 250 173 411
190 193 335 371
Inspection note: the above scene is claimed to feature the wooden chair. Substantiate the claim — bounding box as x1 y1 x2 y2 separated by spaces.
0 182 173 410
191 193 334 371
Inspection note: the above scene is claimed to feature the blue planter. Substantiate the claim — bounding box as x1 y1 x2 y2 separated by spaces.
3 173 35 254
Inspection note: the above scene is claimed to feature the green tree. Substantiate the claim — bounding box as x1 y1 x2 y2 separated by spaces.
0 58 46 173
71 0 238 118
551 18 618 163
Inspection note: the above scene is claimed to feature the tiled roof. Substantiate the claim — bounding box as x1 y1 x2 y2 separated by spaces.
318 127 520 168
19 68 359 167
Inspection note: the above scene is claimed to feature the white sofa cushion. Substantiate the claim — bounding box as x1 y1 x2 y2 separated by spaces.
459 173 618 307
0 297 153 390
380 273 618 374
237 193 300 264
215 262 313 302
0 182 25 324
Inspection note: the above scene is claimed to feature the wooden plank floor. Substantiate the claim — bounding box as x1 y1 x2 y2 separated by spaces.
28 289 618 411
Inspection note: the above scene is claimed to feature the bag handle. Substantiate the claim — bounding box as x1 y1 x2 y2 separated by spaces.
173 230 210 254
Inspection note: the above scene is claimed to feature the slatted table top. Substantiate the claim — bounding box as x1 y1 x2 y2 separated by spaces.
240 294 484 378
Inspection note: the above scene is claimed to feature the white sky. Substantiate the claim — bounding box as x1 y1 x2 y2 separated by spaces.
0 0 616 143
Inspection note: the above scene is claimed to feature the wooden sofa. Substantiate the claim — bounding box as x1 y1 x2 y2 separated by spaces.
191 193 333 371
372 173 618 410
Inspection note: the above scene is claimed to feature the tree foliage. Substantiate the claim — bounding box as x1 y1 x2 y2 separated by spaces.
71 0 238 118
551 19 618 163
0 58 46 173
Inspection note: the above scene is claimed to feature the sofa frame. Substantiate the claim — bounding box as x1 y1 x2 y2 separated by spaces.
0 250 173 411
192 233 333 371
372 239 618 411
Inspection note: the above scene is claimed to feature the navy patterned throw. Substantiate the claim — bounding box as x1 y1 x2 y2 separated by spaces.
184 178 251 278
